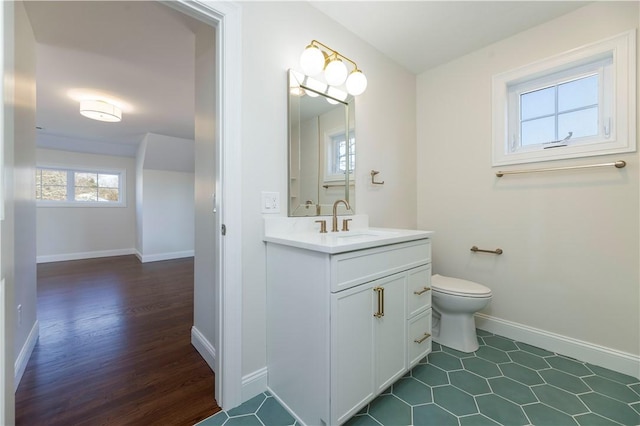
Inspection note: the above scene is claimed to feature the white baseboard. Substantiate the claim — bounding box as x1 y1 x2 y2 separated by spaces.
136 250 194 263
37 248 136 264
14 320 39 391
242 367 267 402
191 326 216 372
475 313 640 379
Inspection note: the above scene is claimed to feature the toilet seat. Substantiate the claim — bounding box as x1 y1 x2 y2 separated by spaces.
432 274 492 298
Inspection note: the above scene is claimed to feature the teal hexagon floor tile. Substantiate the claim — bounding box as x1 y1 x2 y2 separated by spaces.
450 370 491 395
540 368 590 393
583 375 640 403
508 350 550 370
500 362 544 386
475 346 511 364
442 345 477 358
632 383 640 397
476 394 529 425
433 385 478 416
413 403 459 425
432 342 442 352
225 415 264 426
574 412 621 425
256 397 295 426
515 341 554 357
580 392 640 425
196 411 228 426
483 335 518 351
227 393 266 416
462 357 502 378
632 402 640 415
344 414 380 426
459 414 501 425
532 384 589 415
412 363 449 386
428 351 463 371
488 377 537 405
546 356 592 377
368 394 411 426
392 377 432 405
476 329 494 337
587 364 639 385
523 403 579 425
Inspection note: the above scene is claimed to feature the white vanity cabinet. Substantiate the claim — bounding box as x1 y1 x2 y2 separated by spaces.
266 236 432 426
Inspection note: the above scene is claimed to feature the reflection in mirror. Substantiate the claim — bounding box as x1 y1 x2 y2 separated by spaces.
288 70 355 217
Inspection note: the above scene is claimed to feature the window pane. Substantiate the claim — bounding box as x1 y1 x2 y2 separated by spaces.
41 169 66 186
558 74 598 112
75 172 98 187
75 186 98 201
521 116 555 145
558 107 598 139
42 185 67 200
521 86 555 120
98 173 119 188
98 188 119 202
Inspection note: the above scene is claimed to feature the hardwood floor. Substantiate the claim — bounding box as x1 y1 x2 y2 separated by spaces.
15 255 220 426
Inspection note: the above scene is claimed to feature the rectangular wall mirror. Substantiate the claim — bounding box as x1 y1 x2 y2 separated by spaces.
288 69 355 217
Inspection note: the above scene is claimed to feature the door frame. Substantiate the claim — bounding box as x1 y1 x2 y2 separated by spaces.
168 0 243 410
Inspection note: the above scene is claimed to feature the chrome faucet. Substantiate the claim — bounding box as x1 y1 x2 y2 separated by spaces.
332 199 351 232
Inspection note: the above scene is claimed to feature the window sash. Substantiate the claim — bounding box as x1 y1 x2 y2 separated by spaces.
36 166 125 207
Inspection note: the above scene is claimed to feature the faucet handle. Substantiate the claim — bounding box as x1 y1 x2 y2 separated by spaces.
315 220 328 234
341 218 352 232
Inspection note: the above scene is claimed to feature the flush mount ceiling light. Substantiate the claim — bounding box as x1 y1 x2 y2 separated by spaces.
79 100 122 122
300 40 368 96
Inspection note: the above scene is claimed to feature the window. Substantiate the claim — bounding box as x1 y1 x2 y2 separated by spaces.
36 166 126 207
492 30 635 166
325 130 355 182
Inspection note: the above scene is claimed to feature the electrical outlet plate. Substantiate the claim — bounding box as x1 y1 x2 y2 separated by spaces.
261 191 280 213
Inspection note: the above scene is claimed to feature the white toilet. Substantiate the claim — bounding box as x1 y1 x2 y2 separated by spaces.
431 274 492 353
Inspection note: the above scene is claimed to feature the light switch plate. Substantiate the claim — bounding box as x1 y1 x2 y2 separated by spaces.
261 191 280 213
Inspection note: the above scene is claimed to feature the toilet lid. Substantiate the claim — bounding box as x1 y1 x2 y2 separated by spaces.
431 274 492 297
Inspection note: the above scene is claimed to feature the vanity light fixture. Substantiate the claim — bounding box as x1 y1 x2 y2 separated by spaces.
79 100 122 122
300 40 368 96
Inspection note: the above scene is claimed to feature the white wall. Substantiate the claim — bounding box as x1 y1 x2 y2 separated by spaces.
417 2 639 359
140 169 194 261
36 149 136 262
240 1 417 380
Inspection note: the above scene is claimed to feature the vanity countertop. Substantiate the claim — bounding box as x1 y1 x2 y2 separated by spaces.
263 216 433 254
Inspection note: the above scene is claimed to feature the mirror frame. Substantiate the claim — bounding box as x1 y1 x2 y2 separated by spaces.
287 69 355 217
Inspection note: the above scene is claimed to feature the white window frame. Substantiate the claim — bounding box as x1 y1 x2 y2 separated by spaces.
492 30 636 166
36 164 127 207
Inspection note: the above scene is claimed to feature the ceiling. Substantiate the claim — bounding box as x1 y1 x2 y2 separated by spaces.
23 1 589 157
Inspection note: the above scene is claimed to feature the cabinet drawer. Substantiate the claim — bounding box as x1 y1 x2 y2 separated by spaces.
408 309 432 368
330 239 431 292
408 265 431 317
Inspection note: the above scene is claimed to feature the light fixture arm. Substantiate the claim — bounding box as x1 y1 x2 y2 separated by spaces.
309 40 361 71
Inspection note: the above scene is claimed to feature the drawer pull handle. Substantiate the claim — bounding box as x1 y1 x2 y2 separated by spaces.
373 287 384 318
414 287 431 296
414 333 431 344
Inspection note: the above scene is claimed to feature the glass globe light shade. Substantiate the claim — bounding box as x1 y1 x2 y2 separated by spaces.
326 97 339 105
346 70 368 96
325 59 348 86
300 45 325 76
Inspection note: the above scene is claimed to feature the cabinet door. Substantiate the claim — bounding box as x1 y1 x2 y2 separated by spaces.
408 264 432 317
408 308 432 367
331 283 375 425
374 273 407 393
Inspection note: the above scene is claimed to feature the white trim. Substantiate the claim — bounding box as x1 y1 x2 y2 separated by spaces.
136 250 194 263
241 367 267 402
14 320 38 391
163 0 244 410
191 326 216 371
475 313 640 379
36 248 136 264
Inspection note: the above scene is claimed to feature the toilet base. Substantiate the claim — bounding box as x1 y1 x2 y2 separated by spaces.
432 310 480 353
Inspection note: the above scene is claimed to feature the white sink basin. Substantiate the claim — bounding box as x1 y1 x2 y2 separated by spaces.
336 230 398 239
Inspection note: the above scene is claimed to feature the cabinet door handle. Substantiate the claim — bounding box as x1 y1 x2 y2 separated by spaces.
413 286 431 296
373 287 384 318
414 332 431 344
